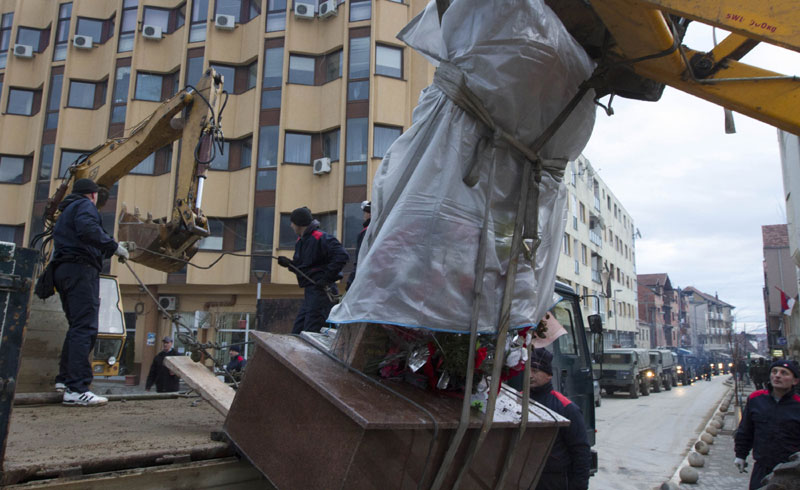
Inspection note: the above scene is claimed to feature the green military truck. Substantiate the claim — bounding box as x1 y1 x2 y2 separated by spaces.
598 348 653 399
649 349 678 392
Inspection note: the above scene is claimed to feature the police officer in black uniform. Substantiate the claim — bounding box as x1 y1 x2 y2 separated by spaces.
53 178 129 406
346 200 371 290
145 336 181 393
734 359 800 489
277 207 349 334
529 348 591 490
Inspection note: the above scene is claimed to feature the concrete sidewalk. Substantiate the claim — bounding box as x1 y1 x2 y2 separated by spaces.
667 378 752 490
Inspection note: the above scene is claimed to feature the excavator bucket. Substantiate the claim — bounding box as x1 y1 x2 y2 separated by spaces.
117 208 207 273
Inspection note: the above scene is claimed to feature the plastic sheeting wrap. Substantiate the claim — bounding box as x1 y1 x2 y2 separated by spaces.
328 0 596 333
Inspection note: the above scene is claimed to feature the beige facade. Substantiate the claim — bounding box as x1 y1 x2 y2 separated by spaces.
555 154 638 348
0 0 431 380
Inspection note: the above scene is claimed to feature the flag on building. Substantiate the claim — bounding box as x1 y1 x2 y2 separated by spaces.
777 287 796 316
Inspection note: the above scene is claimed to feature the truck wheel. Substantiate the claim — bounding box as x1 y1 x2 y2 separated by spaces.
595 396 601 408
629 380 639 399
641 377 650 396
664 376 672 391
671 374 678 387
653 377 662 393
606 388 615 396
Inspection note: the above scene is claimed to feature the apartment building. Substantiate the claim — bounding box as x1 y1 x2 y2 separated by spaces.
0 0 431 381
682 286 734 357
761 223 799 357
637 273 679 348
555 154 638 348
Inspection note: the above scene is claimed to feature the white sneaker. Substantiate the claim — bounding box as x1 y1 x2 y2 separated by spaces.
62 390 108 406
54 382 66 393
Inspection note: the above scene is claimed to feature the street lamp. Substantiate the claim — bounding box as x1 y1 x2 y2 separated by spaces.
613 288 623 346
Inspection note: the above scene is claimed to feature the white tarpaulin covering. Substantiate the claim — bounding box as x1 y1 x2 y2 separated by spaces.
329 0 596 333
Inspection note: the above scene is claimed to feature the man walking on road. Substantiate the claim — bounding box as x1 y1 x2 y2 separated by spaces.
529 348 590 490
734 359 800 489
145 336 180 393
277 207 349 334
53 178 129 407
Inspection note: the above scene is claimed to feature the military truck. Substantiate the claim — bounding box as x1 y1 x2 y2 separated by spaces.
598 348 653 399
649 349 678 392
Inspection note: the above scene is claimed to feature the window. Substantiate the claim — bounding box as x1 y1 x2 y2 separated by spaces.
186 50 205 87
284 132 311 164
322 128 340 161
45 72 64 130
562 233 570 256
0 224 23 246
571 195 578 230
266 0 286 32
215 0 260 24
76 15 115 45
278 213 295 248
16 26 50 53
134 71 178 102
579 202 586 224
581 244 587 265
210 61 257 94
373 125 401 158
199 217 247 251
261 45 283 109
118 0 137 52
130 145 172 175
323 50 343 83
252 206 275 253
59 149 87 177
7 88 40 116
258 125 279 169
0 155 27 184
375 45 402 78
143 5 186 35
343 202 362 248
53 3 71 61
0 12 13 68
109 66 130 124
348 36 370 101
349 0 370 21
288 55 314 85
316 212 337 236
67 79 107 109
190 0 208 42
346 118 368 162
210 136 252 171
345 164 366 186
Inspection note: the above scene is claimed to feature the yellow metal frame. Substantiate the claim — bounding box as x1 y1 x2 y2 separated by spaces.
91 275 127 377
590 0 800 135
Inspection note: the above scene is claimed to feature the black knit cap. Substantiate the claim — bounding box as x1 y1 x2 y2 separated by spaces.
770 359 800 378
73 178 99 194
290 207 312 226
530 348 553 375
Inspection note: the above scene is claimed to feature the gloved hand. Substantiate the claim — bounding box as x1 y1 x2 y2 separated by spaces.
317 279 331 290
277 256 292 268
734 457 747 473
115 242 130 261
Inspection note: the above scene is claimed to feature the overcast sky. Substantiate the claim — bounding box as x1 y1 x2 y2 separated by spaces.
581 24 799 333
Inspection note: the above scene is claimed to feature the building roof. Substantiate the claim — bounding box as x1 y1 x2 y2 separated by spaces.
638 273 672 289
683 286 735 308
762 224 789 248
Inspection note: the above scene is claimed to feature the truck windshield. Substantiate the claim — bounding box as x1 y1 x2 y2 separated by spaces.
649 353 658 364
602 353 631 364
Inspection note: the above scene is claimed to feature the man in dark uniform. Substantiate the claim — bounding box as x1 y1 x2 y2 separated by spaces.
226 345 247 374
53 178 128 406
734 359 800 489
346 200 371 290
529 348 591 490
277 207 349 334
145 336 181 393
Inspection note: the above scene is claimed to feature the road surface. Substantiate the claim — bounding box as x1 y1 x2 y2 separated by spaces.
591 375 730 489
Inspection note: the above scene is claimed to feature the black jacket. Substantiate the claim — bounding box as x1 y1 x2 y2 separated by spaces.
530 381 591 490
226 355 247 372
346 217 370 290
735 388 800 469
53 194 118 271
291 222 349 288
146 349 181 392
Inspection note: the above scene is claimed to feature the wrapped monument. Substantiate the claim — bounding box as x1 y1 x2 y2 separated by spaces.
329 0 596 334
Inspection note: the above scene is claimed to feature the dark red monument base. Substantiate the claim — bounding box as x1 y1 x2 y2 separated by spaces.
224 332 566 490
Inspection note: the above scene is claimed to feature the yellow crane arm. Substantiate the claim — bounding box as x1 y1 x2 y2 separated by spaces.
44 69 225 272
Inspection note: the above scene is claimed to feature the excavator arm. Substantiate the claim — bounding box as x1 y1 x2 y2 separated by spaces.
43 68 225 272
543 0 800 135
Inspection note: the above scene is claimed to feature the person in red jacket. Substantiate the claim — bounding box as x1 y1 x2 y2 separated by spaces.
529 348 590 490
734 359 800 489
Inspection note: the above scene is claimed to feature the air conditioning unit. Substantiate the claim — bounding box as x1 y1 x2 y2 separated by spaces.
73 35 93 49
158 296 178 311
215 14 235 30
13 44 33 58
318 0 338 18
294 2 315 19
313 157 331 175
142 24 162 40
